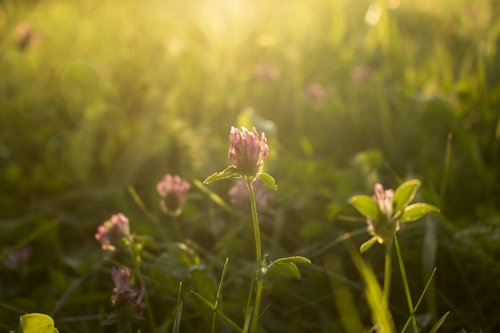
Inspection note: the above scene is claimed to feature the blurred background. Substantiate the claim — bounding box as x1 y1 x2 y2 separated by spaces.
0 0 499 332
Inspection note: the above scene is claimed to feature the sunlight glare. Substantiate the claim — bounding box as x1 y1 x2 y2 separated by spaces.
198 0 255 47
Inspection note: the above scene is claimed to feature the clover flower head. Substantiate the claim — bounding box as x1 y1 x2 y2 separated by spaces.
228 127 269 178
95 213 130 251
157 174 190 216
374 183 394 218
229 179 273 212
366 183 398 243
110 267 144 316
111 267 136 297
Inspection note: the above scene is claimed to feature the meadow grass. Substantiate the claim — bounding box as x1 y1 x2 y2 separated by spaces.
1 0 499 332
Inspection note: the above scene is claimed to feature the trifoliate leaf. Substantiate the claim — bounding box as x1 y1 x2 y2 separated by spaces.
349 195 380 220
393 179 421 215
268 262 301 279
400 203 440 222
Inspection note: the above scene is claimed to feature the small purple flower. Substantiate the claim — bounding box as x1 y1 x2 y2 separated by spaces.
374 183 394 218
367 183 398 243
157 174 190 216
2 245 32 270
111 267 136 297
95 213 130 251
228 127 269 178
110 267 144 316
229 179 273 212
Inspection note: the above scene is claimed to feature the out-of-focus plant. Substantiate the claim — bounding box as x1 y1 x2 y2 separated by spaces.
16 313 59 333
102 267 145 332
156 174 190 217
350 180 447 332
95 213 156 332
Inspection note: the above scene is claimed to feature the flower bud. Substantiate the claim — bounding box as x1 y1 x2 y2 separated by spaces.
95 213 130 251
367 183 398 243
374 183 394 217
157 174 190 216
228 127 269 178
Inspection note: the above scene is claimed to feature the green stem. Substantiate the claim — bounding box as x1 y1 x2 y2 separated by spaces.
246 178 262 263
129 242 156 332
245 178 264 333
383 239 393 308
395 236 418 333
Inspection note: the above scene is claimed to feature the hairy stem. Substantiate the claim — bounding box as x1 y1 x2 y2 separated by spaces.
245 178 264 333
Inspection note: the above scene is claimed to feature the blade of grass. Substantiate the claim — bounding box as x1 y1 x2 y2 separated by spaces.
127 186 168 241
190 291 242 332
401 268 437 333
429 312 450 333
324 252 363 333
394 236 418 333
212 258 229 333
242 269 256 333
172 282 183 333
349 245 396 333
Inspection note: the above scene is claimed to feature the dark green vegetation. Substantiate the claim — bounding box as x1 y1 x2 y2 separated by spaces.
1 0 499 332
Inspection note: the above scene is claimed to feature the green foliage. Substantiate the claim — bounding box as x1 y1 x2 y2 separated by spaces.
393 180 421 216
400 203 441 222
257 172 278 191
349 195 380 220
1 0 499 332
17 314 59 333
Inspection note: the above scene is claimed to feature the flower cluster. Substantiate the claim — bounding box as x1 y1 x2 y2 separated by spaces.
228 127 269 178
157 174 190 216
95 213 130 251
110 267 144 317
229 179 273 212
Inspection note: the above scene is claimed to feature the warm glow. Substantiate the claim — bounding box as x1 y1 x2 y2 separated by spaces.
197 0 256 47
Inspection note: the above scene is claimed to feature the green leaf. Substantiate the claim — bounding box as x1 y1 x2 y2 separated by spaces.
349 195 379 220
360 237 378 253
400 203 440 222
429 311 450 333
18 313 59 333
257 172 278 190
270 256 311 266
269 262 301 279
350 251 396 333
393 179 421 214
203 166 240 184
